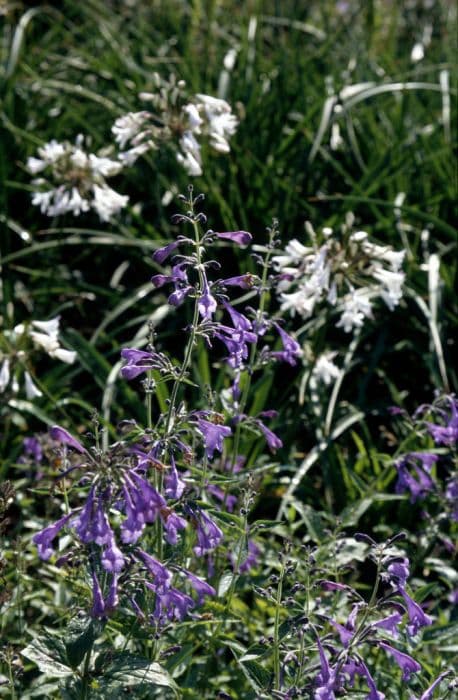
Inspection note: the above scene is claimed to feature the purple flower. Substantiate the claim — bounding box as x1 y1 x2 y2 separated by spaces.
378 642 421 680
91 570 105 618
328 603 361 647
371 612 403 638
198 273 217 320
358 661 385 700
235 539 261 574
253 417 283 452
319 580 353 593
33 512 72 560
190 507 223 556
182 569 216 604
120 472 165 543
215 230 252 246
22 437 43 463
196 416 231 459
445 477 458 521
101 537 125 572
386 557 410 587
221 273 257 289
154 586 194 622
104 573 119 613
426 396 458 446
160 507 187 545
168 285 193 306
223 301 253 332
152 241 180 263
270 322 302 365
74 486 113 545
413 671 452 700
164 455 186 499
137 549 172 592
50 425 86 453
398 587 432 635
314 636 339 699
395 453 437 502
120 348 165 380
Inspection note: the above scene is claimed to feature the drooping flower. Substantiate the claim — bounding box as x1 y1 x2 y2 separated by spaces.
137 549 172 592
120 347 169 380
91 570 105 618
189 507 224 556
195 416 232 459
215 230 252 246
377 642 421 680
270 322 303 366
50 425 86 453
398 587 432 636
33 512 73 560
182 569 216 604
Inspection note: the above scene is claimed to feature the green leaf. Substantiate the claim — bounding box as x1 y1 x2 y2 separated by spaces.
64 614 96 669
96 652 178 698
237 657 271 693
218 570 235 597
21 635 73 678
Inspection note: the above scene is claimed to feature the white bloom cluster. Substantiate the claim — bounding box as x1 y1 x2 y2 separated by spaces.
112 80 238 177
0 317 76 400
273 220 406 333
27 137 128 221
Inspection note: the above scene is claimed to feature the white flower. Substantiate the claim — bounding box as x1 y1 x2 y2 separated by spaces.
26 156 47 174
177 131 202 176
112 112 149 148
49 348 76 364
183 103 203 132
31 190 54 214
411 42 425 62
92 184 129 222
24 371 43 399
0 358 10 392
336 289 373 332
70 148 90 169
272 239 314 269
38 140 67 163
89 154 123 178
118 143 150 166
31 318 60 336
372 268 405 310
312 352 340 386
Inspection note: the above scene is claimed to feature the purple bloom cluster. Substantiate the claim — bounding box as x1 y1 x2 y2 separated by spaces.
32 424 223 622
392 395 458 522
306 537 434 698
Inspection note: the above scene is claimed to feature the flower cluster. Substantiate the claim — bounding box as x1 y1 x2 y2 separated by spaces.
0 317 76 400
27 135 128 220
32 425 221 622
112 74 238 176
256 535 443 699
272 216 406 332
392 395 457 523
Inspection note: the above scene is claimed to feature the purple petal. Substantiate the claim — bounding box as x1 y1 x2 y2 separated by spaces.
50 425 86 453
215 230 252 246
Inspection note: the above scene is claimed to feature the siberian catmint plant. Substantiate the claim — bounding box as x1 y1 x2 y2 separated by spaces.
112 73 238 175
253 533 454 699
31 189 301 637
26 135 128 220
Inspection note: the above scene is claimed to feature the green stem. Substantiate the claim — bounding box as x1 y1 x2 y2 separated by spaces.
273 564 285 690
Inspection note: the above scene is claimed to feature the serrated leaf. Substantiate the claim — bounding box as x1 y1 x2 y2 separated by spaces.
21 636 72 678
238 658 271 693
96 653 178 698
64 614 96 669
